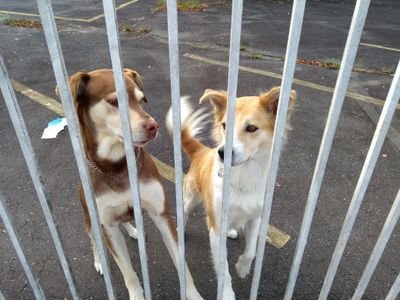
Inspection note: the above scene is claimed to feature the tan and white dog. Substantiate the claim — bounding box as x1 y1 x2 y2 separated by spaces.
62 69 203 300
166 87 296 299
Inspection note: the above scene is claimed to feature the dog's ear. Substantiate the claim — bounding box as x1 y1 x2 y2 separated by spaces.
200 89 228 124
259 87 296 119
124 68 147 102
67 71 90 104
199 89 227 113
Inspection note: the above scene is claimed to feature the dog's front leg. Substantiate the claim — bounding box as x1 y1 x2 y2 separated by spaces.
146 207 203 299
102 225 144 300
183 177 201 226
235 217 261 278
209 229 235 300
140 179 203 300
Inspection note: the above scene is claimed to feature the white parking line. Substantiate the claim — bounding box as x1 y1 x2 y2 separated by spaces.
360 43 400 53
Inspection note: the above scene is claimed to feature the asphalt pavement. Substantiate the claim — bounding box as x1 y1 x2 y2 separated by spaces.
0 0 399 299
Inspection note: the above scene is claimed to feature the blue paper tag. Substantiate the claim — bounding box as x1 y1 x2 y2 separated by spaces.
48 117 63 126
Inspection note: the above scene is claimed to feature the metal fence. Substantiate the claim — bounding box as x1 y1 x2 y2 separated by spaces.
0 0 399 299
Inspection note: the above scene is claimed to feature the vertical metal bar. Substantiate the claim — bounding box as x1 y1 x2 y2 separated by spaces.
0 289 5 300
166 0 186 299
35 0 115 298
320 58 400 299
353 188 400 299
101 0 151 299
283 1 371 299
0 55 79 300
216 0 243 299
249 1 306 299
0 191 45 300
386 272 400 300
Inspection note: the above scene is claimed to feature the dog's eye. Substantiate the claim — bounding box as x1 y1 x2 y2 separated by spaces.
246 124 258 132
107 98 119 107
221 122 226 130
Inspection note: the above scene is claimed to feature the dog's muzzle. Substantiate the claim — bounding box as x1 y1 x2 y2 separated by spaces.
218 146 247 166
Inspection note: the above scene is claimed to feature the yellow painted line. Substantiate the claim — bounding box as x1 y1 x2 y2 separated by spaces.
0 10 91 22
0 0 138 23
184 53 400 110
10 79 290 249
360 43 400 53
11 80 65 116
86 0 139 22
152 155 176 183
267 225 291 249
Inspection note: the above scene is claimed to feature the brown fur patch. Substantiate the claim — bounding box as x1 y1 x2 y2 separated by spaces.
161 195 178 242
115 206 134 224
137 150 162 182
181 127 208 161
79 184 91 232
186 148 217 230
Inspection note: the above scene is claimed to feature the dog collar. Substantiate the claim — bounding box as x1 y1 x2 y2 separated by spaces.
86 147 141 177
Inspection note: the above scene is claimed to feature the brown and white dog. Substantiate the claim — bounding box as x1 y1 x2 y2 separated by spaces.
166 87 296 299
62 69 203 300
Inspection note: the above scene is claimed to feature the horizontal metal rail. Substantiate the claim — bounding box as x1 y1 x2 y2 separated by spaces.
250 0 306 299
0 191 45 300
35 0 115 298
0 54 78 300
101 0 151 298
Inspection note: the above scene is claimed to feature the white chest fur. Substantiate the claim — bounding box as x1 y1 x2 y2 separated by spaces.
95 179 164 226
213 157 268 230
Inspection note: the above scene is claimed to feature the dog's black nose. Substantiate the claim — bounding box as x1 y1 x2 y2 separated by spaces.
218 147 224 160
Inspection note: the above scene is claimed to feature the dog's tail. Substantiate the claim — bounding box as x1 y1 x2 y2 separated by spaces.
166 96 209 161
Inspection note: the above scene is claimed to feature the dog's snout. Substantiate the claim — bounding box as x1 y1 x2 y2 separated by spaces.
218 147 224 160
218 147 237 163
143 120 159 133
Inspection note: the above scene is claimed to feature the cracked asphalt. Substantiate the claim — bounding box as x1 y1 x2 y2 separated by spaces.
0 0 399 299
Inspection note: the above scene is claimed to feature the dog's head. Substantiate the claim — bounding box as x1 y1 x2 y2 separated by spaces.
58 68 159 160
200 87 296 166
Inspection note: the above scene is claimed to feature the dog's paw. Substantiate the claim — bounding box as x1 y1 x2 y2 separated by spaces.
124 224 138 240
227 229 238 240
94 260 103 276
235 255 251 279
